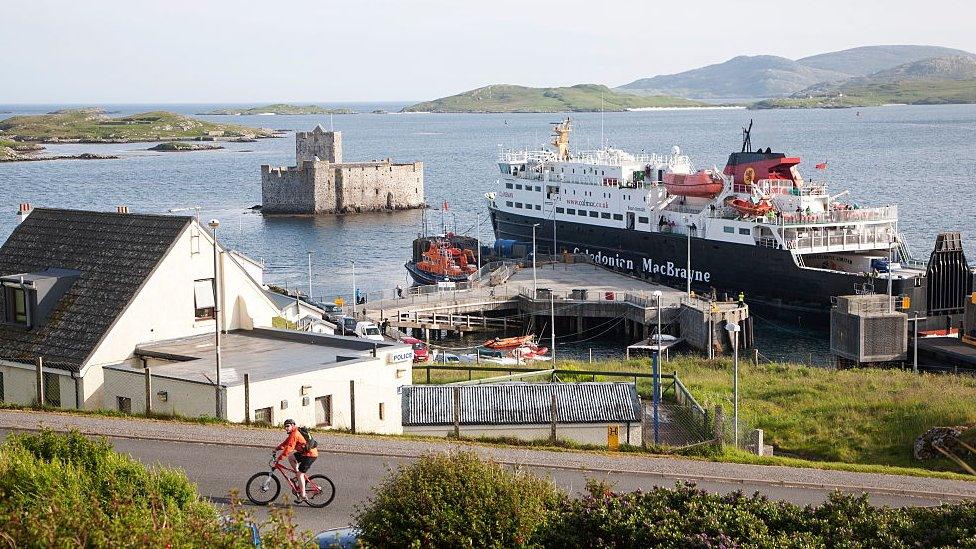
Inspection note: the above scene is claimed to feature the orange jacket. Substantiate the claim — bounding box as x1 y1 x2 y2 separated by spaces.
276 429 318 458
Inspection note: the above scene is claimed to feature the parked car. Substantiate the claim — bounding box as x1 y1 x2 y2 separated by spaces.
354 321 384 341
401 337 429 363
337 316 358 336
319 303 344 322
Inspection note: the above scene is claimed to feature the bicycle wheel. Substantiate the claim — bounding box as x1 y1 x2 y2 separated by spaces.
303 474 336 508
246 472 281 505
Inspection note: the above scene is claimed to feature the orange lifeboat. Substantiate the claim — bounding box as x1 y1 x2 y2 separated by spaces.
724 196 773 217
483 334 536 350
663 170 725 198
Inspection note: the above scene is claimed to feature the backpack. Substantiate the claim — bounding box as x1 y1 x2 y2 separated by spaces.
298 426 318 452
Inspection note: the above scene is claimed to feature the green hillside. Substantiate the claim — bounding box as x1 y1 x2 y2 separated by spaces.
401 84 708 113
0 108 274 142
200 103 356 115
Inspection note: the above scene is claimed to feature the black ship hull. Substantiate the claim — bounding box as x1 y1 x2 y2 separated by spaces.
405 261 472 286
490 207 927 323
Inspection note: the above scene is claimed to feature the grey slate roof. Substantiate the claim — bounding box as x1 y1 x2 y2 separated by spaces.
0 208 192 371
401 382 641 426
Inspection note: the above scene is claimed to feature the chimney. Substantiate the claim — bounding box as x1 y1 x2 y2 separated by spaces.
117 205 130 214
17 203 32 224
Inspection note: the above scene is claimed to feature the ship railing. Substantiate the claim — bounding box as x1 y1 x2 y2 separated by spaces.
785 230 892 252
515 286 685 309
777 205 897 226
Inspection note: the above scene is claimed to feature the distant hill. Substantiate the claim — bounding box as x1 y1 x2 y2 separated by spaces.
200 104 356 115
796 45 975 76
752 56 976 109
0 108 275 143
400 84 708 113
619 45 976 102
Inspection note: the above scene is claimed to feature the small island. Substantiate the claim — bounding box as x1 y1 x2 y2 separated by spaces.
199 104 357 116
0 139 117 162
401 84 709 113
0 108 275 143
148 142 224 152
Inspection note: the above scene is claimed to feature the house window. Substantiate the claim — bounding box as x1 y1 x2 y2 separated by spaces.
724 226 735 234
378 402 385 421
43 372 60 407
555 207 565 214
2 286 29 326
254 407 273 425
315 395 333 427
739 228 751 235
117 396 132 414
194 279 216 320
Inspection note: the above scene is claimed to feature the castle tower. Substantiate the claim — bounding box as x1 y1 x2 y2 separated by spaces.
296 125 342 164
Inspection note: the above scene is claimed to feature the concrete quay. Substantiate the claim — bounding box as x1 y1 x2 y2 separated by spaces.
360 262 750 354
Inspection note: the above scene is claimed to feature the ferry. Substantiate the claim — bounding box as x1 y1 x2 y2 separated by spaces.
486 119 973 323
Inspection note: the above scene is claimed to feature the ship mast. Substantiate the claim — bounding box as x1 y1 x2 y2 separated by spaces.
741 119 753 153
551 117 572 161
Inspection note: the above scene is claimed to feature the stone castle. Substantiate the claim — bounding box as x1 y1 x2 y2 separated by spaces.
261 125 424 214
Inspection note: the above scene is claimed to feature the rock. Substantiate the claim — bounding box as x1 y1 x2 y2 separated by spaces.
914 425 975 460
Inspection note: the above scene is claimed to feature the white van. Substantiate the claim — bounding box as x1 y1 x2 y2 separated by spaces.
354 321 384 341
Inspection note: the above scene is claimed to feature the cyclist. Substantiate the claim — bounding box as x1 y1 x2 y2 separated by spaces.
275 419 318 502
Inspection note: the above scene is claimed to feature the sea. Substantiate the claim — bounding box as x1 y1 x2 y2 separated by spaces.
1 102 974 363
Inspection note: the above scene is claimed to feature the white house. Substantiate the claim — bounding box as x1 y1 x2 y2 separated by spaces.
0 206 281 409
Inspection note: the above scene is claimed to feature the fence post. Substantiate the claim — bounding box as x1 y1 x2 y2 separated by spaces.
452 386 461 439
713 405 725 451
244 373 251 424
349 380 357 434
549 392 558 444
144 367 152 416
35 356 44 406
753 348 759 366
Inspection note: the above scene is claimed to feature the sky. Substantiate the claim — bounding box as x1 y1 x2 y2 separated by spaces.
2 0 975 104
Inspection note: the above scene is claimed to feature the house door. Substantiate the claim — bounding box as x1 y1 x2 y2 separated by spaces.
626 212 635 230
315 395 333 427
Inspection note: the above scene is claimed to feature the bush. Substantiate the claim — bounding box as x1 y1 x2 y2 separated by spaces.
355 451 560 548
0 430 308 547
539 481 976 548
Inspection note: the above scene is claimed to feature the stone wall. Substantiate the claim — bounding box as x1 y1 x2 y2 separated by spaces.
333 161 424 213
260 163 317 214
296 127 341 163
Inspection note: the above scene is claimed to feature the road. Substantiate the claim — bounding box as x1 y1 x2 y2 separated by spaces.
3 410 976 534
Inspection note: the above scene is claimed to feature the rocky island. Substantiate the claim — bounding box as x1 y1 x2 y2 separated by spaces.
0 108 275 143
200 104 357 115
0 140 117 162
148 142 225 152
401 84 708 113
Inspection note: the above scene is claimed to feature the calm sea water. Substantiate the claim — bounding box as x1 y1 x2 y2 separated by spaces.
2 102 974 362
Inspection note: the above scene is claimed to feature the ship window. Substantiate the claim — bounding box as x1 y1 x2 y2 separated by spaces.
724 226 735 234
506 201 513 207
577 210 586 217
515 202 523 208
572 169 575 174
556 207 565 214
535 204 541 210
515 184 523 190
613 214 623 221
739 228 751 235
535 186 541 192
505 183 513 189
590 211 599 218
567 209 575 215
601 212 611 219
638 216 649 224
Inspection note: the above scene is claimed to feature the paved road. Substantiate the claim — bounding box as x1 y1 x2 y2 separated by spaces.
3 410 976 534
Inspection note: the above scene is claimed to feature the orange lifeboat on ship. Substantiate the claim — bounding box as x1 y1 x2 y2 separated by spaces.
724 196 773 217
663 170 725 198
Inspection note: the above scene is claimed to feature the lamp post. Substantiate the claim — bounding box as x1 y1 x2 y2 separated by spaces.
552 197 558 270
725 321 741 447
351 260 357 318
307 250 313 299
208 219 222 419
684 219 696 297
653 291 663 442
532 223 540 295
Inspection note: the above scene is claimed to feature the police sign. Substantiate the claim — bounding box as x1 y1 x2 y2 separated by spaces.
388 349 414 364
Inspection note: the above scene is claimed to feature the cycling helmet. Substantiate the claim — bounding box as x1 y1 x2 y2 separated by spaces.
283 418 296 426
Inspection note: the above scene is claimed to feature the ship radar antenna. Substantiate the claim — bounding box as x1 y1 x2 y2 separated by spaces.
741 119 753 153
551 117 572 161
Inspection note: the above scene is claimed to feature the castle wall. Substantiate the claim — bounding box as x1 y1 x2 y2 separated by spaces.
260 163 317 214
333 162 425 213
296 129 342 163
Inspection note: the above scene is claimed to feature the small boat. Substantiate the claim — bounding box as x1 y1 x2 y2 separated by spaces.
405 236 478 285
662 170 725 198
483 334 536 350
724 195 773 217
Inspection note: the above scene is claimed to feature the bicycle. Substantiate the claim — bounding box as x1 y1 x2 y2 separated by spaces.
245 452 336 508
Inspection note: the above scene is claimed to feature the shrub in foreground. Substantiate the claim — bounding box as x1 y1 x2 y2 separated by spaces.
0 430 308 548
355 451 560 548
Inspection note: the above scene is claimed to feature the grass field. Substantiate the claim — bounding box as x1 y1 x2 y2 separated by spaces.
414 356 976 472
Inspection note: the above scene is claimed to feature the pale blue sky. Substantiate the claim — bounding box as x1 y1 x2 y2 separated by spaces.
3 0 974 103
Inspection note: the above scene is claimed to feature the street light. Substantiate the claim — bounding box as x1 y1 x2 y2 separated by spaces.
725 321 741 447
307 250 313 300
351 260 357 318
208 218 222 419
532 223 540 295
652 290 662 445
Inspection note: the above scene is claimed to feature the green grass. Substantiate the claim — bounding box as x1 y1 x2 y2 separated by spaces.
752 78 976 109
402 84 708 112
0 108 273 142
200 103 357 115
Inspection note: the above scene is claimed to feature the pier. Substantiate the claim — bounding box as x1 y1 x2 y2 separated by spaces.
358 259 750 354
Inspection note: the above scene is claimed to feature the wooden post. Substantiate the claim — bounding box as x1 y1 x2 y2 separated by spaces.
713 405 725 451
549 392 557 443
144 367 152 416
752 348 759 366
349 380 357 434
426 366 431 384
244 373 251 424
452 386 461 439
35 356 44 406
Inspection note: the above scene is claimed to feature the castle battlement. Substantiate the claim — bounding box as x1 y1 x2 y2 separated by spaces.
261 127 425 214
